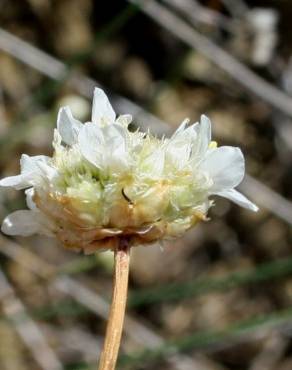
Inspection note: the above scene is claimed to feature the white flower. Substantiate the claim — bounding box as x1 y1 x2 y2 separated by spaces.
0 88 258 254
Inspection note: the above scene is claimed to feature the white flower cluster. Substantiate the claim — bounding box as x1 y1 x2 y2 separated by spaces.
0 88 258 253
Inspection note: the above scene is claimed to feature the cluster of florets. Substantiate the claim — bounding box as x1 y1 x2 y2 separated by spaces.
0 89 257 253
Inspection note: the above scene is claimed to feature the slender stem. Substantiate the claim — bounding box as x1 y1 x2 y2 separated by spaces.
97 242 130 370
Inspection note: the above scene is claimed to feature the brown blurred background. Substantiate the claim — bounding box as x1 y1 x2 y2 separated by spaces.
1 1 292 369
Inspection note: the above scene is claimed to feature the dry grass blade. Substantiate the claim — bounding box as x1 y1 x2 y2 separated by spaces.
220 0 249 17
239 175 292 225
164 0 234 31
132 0 292 117
0 269 63 370
0 28 170 136
43 325 102 363
249 332 288 370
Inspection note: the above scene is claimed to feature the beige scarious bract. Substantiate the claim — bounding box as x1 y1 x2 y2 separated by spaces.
0 88 257 253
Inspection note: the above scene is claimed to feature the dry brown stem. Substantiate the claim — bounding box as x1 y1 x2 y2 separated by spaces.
97 242 130 370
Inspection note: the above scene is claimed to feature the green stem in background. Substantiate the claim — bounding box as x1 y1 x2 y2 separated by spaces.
97 242 130 370
118 306 292 369
46 306 292 370
4 256 292 324
128 257 292 306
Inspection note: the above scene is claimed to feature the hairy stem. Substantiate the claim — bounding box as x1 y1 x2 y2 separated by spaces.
97 242 130 370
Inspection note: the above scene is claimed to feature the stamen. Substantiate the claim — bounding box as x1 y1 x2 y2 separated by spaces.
121 188 133 204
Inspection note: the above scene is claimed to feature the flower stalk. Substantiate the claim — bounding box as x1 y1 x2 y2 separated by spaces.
98 240 130 370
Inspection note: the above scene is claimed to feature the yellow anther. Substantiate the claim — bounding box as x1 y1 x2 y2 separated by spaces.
209 141 217 149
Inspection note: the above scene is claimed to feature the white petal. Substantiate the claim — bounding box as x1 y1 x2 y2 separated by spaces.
171 118 190 138
78 123 105 169
1 210 42 236
91 88 116 125
142 148 165 176
167 122 200 169
25 188 37 210
22 154 56 185
36 161 57 181
116 114 132 127
103 123 128 145
200 115 211 141
183 122 199 138
216 189 259 212
57 106 83 145
103 124 129 172
172 121 198 143
20 154 50 174
152 150 165 175
0 175 27 190
0 155 50 190
202 146 245 192
166 140 191 169
192 115 211 157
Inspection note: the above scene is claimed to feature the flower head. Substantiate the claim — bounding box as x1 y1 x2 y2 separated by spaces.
0 88 258 253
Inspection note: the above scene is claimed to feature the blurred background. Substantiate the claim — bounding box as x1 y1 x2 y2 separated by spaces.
1 0 292 369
